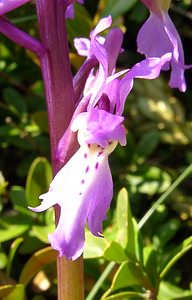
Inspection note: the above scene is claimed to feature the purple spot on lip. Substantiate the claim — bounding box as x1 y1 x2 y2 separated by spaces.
98 151 103 157
81 179 85 184
84 153 87 159
79 192 82 195
95 162 99 169
85 166 89 173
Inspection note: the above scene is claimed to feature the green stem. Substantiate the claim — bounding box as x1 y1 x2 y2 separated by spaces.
138 163 192 229
160 243 192 279
86 262 116 300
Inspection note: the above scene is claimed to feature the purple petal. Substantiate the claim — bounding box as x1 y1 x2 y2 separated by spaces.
162 12 187 91
0 0 29 15
74 37 91 56
55 95 90 162
74 36 105 58
73 57 98 103
41 142 113 260
169 60 186 92
73 16 124 110
49 205 86 260
71 109 126 147
137 11 190 92
65 0 84 19
28 193 57 212
137 13 172 59
103 28 123 75
102 79 120 114
87 158 113 236
117 53 171 115
88 16 112 107
65 4 75 19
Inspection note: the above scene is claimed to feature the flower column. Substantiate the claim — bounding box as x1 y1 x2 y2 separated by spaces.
35 0 84 299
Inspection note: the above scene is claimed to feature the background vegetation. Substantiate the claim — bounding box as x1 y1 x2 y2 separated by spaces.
0 0 191 299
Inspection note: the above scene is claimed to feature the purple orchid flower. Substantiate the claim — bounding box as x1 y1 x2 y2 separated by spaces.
137 0 191 92
30 109 126 260
29 16 172 260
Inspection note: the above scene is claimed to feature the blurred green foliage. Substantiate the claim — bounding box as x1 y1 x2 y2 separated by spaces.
0 0 192 299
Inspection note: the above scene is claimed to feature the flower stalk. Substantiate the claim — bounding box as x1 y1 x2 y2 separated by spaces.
35 0 83 299
35 0 75 171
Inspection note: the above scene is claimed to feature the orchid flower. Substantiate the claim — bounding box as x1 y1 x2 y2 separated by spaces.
137 0 191 92
29 16 172 260
30 109 126 260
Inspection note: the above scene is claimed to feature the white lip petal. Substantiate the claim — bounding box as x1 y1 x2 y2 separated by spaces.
38 143 114 260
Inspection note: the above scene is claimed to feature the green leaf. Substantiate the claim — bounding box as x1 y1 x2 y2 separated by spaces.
67 4 92 45
19 237 44 255
138 96 176 123
127 166 172 195
143 246 158 288
32 111 48 133
26 157 52 207
0 284 25 300
0 225 28 243
3 88 27 117
108 261 153 293
160 236 192 279
101 0 137 19
104 189 143 262
0 125 20 138
116 188 131 248
138 164 192 229
84 231 109 259
160 126 190 145
31 225 55 244
10 186 26 208
19 247 57 285
0 171 8 195
104 242 127 262
153 219 180 248
135 130 160 163
103 291 148 299
0 252 8 270
115 188 138 260
0 210 32 242
10 186 34 217
6 237 24 275
158 281 192 300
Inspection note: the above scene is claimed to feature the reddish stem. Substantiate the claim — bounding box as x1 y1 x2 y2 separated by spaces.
36 1 84 299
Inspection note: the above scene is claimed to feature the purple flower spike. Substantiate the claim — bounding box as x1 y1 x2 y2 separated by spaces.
29 15 173 260
137 2 191 92
28 16 128 260
0 0 29 15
